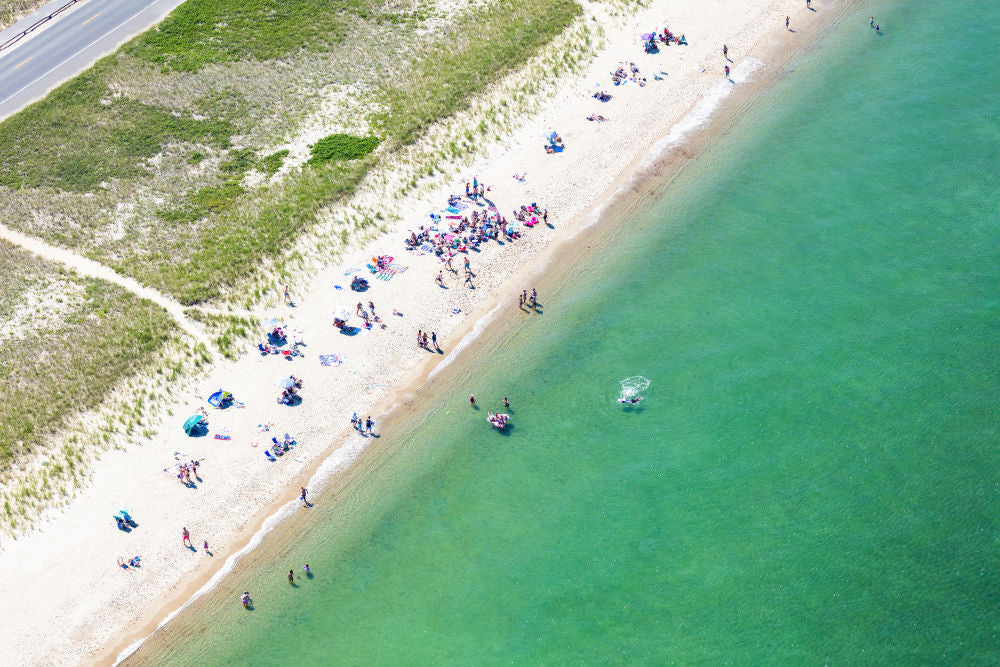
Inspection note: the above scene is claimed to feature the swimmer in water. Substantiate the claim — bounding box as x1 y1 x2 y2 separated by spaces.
617 397 642 405
241 591 251 608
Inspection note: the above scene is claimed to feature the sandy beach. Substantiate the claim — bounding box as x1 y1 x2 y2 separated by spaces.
0 0 837 663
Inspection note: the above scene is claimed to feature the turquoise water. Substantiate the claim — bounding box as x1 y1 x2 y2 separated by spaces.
130 0 1000 663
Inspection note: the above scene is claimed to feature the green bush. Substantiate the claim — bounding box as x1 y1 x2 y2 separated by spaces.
309 134 380 164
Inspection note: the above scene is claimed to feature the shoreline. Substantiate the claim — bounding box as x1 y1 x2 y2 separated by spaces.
0 0 851 663
111 1 855 662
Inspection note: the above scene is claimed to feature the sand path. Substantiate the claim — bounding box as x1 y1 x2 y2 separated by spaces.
0 220 210 343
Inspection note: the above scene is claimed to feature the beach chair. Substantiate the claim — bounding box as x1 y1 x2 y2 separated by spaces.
265 450 276 462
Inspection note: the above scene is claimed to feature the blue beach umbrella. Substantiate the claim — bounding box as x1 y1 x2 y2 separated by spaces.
183 415 204 435
207 390 231 408
274 376 295 389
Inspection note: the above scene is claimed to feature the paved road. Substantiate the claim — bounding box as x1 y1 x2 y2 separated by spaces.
0 0 185 121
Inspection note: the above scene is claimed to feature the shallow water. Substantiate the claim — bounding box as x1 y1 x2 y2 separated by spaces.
129 0 1000 662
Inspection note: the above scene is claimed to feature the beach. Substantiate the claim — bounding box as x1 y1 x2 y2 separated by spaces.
0 1 837 663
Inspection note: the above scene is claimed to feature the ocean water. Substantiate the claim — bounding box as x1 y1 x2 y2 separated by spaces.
128 0 1000 663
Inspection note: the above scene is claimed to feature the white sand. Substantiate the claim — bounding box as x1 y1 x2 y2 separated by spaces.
0 0 824 662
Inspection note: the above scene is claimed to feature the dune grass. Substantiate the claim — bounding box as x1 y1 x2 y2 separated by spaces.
0 241 176 470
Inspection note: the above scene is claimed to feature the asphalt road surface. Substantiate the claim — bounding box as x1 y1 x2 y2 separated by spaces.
0 0 185 120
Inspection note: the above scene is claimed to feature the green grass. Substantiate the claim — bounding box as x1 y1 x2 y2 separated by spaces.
0 60 232 192
309 134 380 164
374 0 582 144
186 309 258 359
0 0 49 31
0 241 176 468
125 0 375 73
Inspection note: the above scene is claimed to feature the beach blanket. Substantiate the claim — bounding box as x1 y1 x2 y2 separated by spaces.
343 268 360 275
320 354 345 367
387 263 408 274
446 215 462 220
376 272 394 282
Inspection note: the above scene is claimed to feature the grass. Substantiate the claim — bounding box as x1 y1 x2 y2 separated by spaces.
186 309 257 359
309 134 380 164
0 240 176 470
0 0 49 31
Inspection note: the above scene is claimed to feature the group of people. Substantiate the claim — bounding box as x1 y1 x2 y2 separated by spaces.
611 62 647 87
544 133 565 154
278 375 303 405
175 459 202 486
416 329 439 351
643 28 686 52
519 288 538 310
117 555 142 570
356 301 380 327
487 412 509 429
351 413 375 435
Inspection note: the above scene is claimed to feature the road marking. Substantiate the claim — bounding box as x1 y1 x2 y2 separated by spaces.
81 13 101 27
13 57 32 70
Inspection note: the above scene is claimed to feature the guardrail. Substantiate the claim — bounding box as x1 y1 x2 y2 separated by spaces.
0 0 81 53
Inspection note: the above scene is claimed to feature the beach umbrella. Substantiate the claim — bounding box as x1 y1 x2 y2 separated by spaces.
207 390 224 408
545 131 559 140
275 376 295 389
183 415 203 435
262 317 282 330
333 306 352 321
641 32 655 40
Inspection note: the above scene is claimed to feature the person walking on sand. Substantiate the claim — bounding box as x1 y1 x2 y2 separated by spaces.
300 487 308 506
431 331 438 350
182 527 192 547
470 394 476 408
283 285 291 303
724 65 730 78
203 539 209 553
786 15 790 30
806 0 811 9
465 273 474 289
417 330 423 348
723 44 728 59
436 271 444 286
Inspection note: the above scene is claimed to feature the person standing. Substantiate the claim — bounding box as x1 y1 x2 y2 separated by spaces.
869 16 874 26
806 0 811 8
470 394 476 408
288 569 295 584
722 44 728 59
786 15 790 30
365 416 374 435
283 285 291 303
417 330 423 348
300 487 309 506
724 64 730 78
182 527 192 548
431 331 438 350
436 271 444 286
504 397 510 409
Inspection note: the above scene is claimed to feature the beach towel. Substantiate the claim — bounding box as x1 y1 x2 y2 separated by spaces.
446 206 461 214
376 272 394 281
320 353 345 366
343 268 360 275
446 215 462 220
387 263 408 274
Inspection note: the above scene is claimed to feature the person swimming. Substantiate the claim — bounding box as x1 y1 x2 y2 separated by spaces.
617 397 642 404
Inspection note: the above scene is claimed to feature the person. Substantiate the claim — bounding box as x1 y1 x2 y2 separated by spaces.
431 332 438 350
436 271 444 286
806 0 810 8
283 285 291 303
118 557 130 570
874 23 880 32
786 15 790 29
470 394 476 407
869 16 874 26
241 591 251 608
300 487 308 505
618 397 642 404
465 273 473 288
365 416 374 435
182 527 192 547
203 539 209 553
723 44 728 59
288 569 295 584
464 256 471 272
417 329 423 348
302 564 310 574
504 397 510 409
724 65 730 78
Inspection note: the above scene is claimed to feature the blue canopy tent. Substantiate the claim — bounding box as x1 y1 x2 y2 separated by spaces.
207 390 232 408
183 414 205 435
